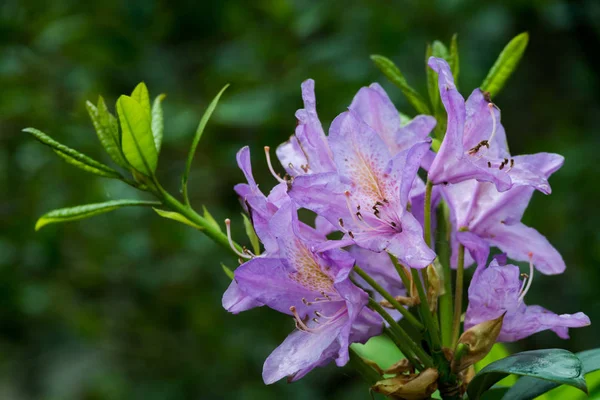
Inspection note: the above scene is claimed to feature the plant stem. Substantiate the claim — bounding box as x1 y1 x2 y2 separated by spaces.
368 299 433 369
437 201 454 348
152 179 243 256
388 253 412 290
354 265 424 331
451 243 465 346
411 268 442 352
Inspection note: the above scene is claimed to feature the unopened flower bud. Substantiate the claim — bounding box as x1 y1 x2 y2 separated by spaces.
372 368 439 399
451 313 505 373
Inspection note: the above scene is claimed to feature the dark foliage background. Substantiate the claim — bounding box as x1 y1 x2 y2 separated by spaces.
1 0 599 399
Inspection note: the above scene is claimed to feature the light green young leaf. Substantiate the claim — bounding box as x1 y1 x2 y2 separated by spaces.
202 206 222 233
116 95 158 176
151 94 166 153
449 34 460 83
370 55 431 115
242 213 260 255
181 84 229 203
36 200 160 230
23 127 122 179
131 82 151 118
152 208 203 230
86 97 129 168
432 40 449 61
481 32 529 98
221 263 235 280
350 335 404 371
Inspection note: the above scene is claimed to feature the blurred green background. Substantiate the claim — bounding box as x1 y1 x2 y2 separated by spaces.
1 0 599 399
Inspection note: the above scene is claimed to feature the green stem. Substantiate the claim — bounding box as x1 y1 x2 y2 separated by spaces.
368 299 433 369
388 253 411 291
437 202 454 348
354 266 424 331
423 180 434 248
451 243 465 346
152 180 243 256
411 268 442 352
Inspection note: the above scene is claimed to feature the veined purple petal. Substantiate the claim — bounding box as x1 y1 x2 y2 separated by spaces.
222 280 263 314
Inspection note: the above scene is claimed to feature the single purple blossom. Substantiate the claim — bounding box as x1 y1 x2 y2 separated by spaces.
443 149 565 274
427 57 562 194
227 202 381 383
276 79 336 178
290 109 436 269
465 256 590 342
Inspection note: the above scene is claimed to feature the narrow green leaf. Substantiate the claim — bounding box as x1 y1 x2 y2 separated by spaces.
505 348 600 400
242 213 260 254
36 200 160 230
370 55 431 115
86 97 129 168
467 349 587 400
151 94 166 153
449 34 460 83
131 82 151 118
432 40 449 60
152 208 203 230
23 127 122 179
202 206 222 233
181 84 229 203
116 95 158 176
481 32 529 98
221 263 234 280
426 43 438 113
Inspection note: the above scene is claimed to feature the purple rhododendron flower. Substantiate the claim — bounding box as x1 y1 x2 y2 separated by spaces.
427 57 562 194
443 150 565 274
276 79 336 178
227 202 381 383
290 109 435 268
465 256 590 342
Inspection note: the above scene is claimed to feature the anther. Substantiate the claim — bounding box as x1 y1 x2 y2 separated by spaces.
499 162 505 170
302 298 312 306
264 146 286 184
487 161 492 168
510 159 514 168
225 219 252 259
338 218 344 228
348 231 355 239
289 306 311 332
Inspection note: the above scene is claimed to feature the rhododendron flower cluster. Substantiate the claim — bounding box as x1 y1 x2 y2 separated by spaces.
223 57 590 384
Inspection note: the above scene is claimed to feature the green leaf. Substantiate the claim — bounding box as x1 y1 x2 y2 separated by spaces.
467 349 587 400
449 33 460 83
23 127 122 179
426 43 438 113
86 97 129 168
35 200 160 230
242 213 260 255
181 84 229 203
202 206 222 233
116 95 158 176
475 343 518 387
151 94 166 153
131 82 151 118
432 40 449 60
481 32 529 98
152 208 203 230
350 335 404 371
370 55 431 115
505 348 600 400
221 263 234 280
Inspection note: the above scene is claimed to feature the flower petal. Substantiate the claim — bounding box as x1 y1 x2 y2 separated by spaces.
222 280 263 314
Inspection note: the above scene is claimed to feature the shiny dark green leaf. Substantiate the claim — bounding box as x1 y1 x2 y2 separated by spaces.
504 348 600 400
371 54 431 115
36 200 160 230
24 127 122 179
481 32 529 98
467 349 587 400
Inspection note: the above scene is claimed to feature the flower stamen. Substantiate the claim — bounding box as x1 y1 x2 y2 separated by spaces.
225 218 252 259
264 146 286 184
518 253 535 303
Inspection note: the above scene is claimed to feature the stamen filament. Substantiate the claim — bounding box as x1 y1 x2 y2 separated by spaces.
518 253 535 303
264 146 286 184
225 219 252 259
